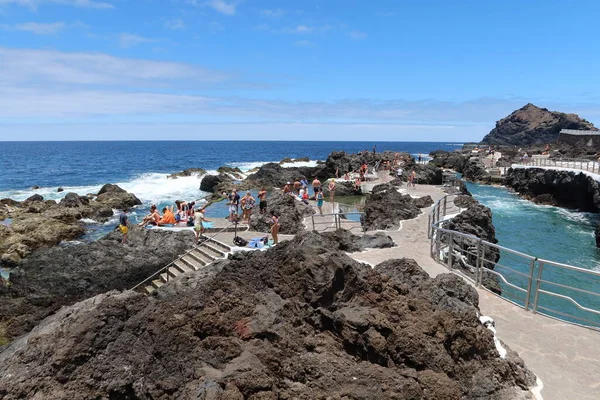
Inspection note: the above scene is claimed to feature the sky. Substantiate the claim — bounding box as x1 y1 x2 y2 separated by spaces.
1 0 600 141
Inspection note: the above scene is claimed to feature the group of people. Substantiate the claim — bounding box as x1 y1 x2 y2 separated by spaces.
223 188 268 224
282 176 337 215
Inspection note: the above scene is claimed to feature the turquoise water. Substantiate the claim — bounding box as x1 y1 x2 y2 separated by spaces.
466 183 600 327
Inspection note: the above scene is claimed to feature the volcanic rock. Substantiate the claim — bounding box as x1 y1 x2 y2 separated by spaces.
412 164 443 185
414 195 434 208
248 192 314 234
57 187 64 192
428 150 469 171
321 180 361 197
24 194 44 203
167 167 206 179
362 187 420 230
217 166 245 179
0 231 535 399
200 173 230 193
454 194 477 209
481 103 598 146
245 163 316 190
59 192 89 208
320 229 395 252
0 226 194 341
96 184 141 209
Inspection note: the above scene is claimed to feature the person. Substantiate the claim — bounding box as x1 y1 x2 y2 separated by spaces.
354 177 361 192
187 201 196 218
139 204 160 226
258 187 267 214
228 189 240 222
301 187 309 205
373 145 376 155
523 152 529 164
118 210 128 244
335 167 339 178
344 171 350 181
194 207 210 244
411 170 417 188
312 177 321 196
241 191 255 224
158 206 177 225
293 180 301 194
282 182 292 195
298 186 306 200
300 177 309 190
270 211 280 245
316 188 324 214
418 154 422 163
328 179 336 204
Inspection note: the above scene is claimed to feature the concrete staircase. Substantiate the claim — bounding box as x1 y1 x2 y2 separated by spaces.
144 237 231 294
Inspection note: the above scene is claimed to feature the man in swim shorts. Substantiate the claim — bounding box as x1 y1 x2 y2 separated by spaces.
118 210 128 244
258 187 267 214
312 177 321 196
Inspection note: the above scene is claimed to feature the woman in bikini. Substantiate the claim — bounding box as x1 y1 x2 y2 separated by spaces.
241 191 256 224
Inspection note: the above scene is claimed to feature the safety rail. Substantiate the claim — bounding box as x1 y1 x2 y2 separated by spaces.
130 222 234 292
310 211 365 233
513 157 600 174
429 194 600 330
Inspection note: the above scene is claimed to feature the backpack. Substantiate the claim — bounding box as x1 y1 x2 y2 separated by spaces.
233 236 248 246
186 216 194 227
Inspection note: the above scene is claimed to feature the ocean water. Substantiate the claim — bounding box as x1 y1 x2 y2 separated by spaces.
466 182 600 327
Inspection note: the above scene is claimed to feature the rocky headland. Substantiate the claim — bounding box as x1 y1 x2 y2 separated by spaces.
0 231 535 399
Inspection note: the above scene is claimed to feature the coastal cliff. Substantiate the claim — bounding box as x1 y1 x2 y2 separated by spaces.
481 103 598 146
0 231 535 399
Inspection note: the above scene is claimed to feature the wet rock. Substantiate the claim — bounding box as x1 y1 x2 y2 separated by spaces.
31 185 40 190
363 187 420 230
0 232 535 399
96 184 141 209
532 193 558 206
217 166 245 179
200 174 231 193
24 194 44 203
248 192 314 234
57 187 64 193
414 195 434 208
429 150 469 171
0 226 194 341
167 167 206 179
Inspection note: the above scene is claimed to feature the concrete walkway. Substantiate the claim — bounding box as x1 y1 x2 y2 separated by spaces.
202 184 600 399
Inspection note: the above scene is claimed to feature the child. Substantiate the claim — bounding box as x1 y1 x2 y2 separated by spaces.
316 188 324 214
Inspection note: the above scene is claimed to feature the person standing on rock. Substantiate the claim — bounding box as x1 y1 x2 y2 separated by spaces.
328 179 336 204
411 170 417 188
194 207 210 244
316 188 324 214
118 210 128 244
312 177 321 196
258 187 267 214
270 211 280 245
300 177 309 190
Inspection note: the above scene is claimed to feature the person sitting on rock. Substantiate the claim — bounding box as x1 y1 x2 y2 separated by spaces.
139 204 160 226
282 182 293 195
158 206 177 225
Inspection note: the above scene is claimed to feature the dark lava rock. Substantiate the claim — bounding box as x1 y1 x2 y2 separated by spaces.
96 184 141 209
506 167 600 212
462 158 491 183
412 164 443 185
248 192 314 234
454 195 477 209
363 187 420 230
200 174 230 193
0 231 535 399
532 193 558 206
414 195 434 208
321 180 361 196
57 187 64 193
217 166 244 179
0 226 194 340
429 150 469 171
595 224 600 248
320 229 395 252
245 163 316 190
31 185 40 190
167 167 206 179
24 194 44 203
481 103 598 146
58 192 89 208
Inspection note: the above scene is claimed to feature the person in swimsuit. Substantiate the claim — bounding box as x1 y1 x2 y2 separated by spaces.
328 179 336 204
139 204 160 226
312 177 321 196
194 207 210 244
118 210 128 244
258 187 267 214
241 191 256 224
316 188 324 214
270 211 280 245
228 189 240 222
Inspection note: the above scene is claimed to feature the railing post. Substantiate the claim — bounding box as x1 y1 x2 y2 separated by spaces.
532 261 544 314
447 232 453 270
311 215 315 231
443 196 447 217
436 202 441 225
524 258 536 311
435 229 441 262
475 239 481 286
478 241 486 287
428 213 431 239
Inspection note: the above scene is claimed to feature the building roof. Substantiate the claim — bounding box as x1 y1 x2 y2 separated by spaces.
559 129 600 136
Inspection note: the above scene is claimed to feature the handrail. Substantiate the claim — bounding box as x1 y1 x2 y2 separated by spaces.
428 193 600 330
311 211 365 232
512 157 600 174
130 222 234 291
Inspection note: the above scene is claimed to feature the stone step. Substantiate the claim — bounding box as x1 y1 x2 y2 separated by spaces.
195 247 218 262
181 255 203 271
167 266 182 279
173 260 193 274
205 238 232 252
145 285 155 294
199 242 226 258
151 279 164 289
188 250 210 266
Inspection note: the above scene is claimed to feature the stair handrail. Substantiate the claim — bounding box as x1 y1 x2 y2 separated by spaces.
130 222 235 291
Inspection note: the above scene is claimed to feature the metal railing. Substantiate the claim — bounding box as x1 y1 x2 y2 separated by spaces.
130 222 234 292
429 194 600 330
513 157 600 174
311 211 365 233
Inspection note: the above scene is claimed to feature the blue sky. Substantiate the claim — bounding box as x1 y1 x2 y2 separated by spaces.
1 0 600 141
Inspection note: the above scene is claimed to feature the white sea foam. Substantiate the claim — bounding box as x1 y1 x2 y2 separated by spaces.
280 160 320 168
230 160 321 172
0 172 211 205
80 218 98 224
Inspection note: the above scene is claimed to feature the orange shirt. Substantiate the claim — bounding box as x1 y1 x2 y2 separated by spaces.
160 209 176 224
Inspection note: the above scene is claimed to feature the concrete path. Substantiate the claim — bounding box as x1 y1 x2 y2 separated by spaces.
201 183 600 400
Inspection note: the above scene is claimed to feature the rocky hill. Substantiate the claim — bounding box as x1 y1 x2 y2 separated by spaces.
480 103 597 146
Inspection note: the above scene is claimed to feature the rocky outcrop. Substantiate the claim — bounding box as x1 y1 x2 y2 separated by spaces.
167 167 206 179
0 231 535 399
0 185 142 266
362 187 420 230
446 202 501 294
412 164 443 185
481 103 598 146
321 180 362 196
245 163 317 190
462 157 492 183
320 229 395 251
505 168 600 212
414 195 434 208
217 166 245 179
200 173 232 193
428 150 469 171
0 226 194 341
248 192 314 234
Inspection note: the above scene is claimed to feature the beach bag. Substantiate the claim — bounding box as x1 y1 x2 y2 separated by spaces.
233 236 248 246
186 216 194 227
248 238 264 248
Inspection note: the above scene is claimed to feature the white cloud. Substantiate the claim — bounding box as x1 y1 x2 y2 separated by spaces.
0 46 230 87
348 30 367 40
118 33 155 48
206 0 236 15
261 8 284 18
0 0 113 10
164 18 185 30
1 21 65 34
294 40 315 48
